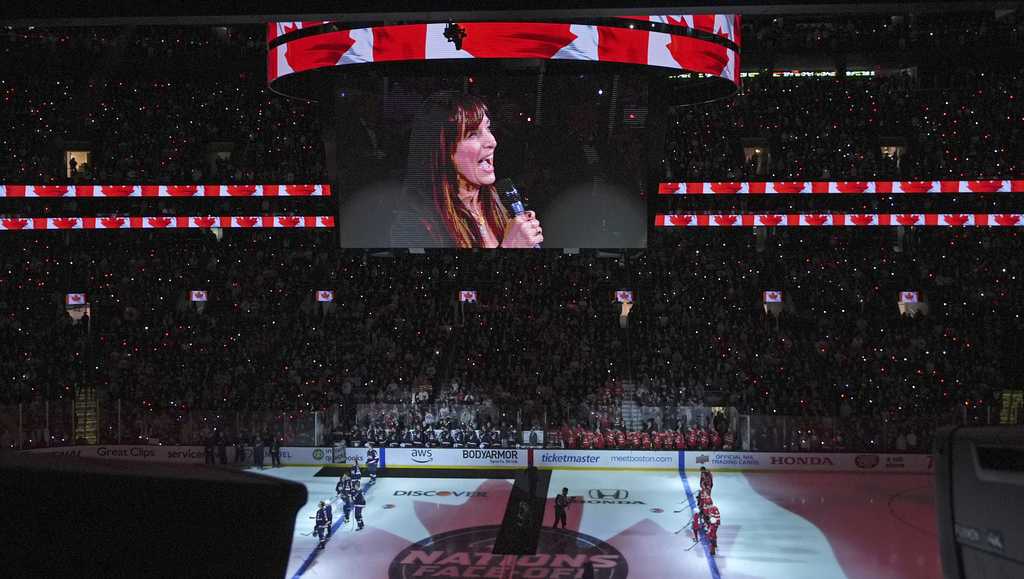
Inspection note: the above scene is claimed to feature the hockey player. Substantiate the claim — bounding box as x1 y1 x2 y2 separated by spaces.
352 486 366 531
699 466 714 496
349 457 362 484
704 501 721 555
324 500 334 538
314 501 330 549
337 474 353 522
365 442 379 484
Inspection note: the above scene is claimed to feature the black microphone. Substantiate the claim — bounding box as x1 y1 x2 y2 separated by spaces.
497 178 541 249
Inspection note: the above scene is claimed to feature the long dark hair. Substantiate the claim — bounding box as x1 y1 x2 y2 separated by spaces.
405 91 509 248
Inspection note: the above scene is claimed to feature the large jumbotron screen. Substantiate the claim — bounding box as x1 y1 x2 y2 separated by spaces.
267 17 741 249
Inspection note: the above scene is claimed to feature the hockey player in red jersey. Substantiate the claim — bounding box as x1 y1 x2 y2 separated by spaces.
704 502 721 555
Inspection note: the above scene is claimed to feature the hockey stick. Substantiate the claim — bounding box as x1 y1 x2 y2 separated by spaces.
685 539 701 551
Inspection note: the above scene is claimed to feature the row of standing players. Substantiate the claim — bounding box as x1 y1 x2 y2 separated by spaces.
312 444 381 550
693 466 722 556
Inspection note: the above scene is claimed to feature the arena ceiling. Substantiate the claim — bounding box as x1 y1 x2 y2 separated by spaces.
0 0 1017 26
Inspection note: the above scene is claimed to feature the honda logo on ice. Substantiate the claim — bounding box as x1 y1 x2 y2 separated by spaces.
589 489 629 500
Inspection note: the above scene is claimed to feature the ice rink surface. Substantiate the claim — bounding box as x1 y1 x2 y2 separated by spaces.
254 466 940 579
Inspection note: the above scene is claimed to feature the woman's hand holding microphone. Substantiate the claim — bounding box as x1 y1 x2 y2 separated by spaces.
500 211 543 248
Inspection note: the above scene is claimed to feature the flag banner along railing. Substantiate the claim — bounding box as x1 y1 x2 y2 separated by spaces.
0 215 335 231
0 184 330 198
658 180 1024 195
655 214 1024 227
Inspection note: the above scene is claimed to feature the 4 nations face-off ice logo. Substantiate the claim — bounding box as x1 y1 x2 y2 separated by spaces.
388 525 628 578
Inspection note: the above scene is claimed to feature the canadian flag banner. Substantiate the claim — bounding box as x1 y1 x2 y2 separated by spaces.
0 184 330 198
316 290 335 302
0 215 334 232
655 214 1024 227
65 293 86 306
658 179 1023 195
615 290 634 303
190 290 208 302
459 290 478 303
268 16 742 87
763 290 783 303
899 291 920 304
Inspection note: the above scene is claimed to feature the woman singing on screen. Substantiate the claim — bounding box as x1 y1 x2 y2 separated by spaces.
391 91 543 248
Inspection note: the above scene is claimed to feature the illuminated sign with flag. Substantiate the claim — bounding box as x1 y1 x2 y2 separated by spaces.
190 290 208 302
317 290 335 302
459 290 477 303
65 293 86 306
615 290 634 303
899 291 919 304
763 290 783 303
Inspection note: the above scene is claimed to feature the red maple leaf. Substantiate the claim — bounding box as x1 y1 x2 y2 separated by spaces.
278 216 301 227
461 23 577 59
836 181 869 193
193 216 217 228
804 214 828 226
2 218 28 229
773 182 805 193
943 214 969 226
670 215 693 226
53 218 79 229
994 214 1021 226
665 15 729 76
319 215 335 227
850 214 874 226
34 186 69 197
166 185 199 197
236 216 259 228
147 217 172 228
101 217 125 228
713 215 737 226
227 185 257 197
284 29 356 73
709 182 742 194
896 214 920 226
767 292 780 300
899 181 934 193
759 215 783 226
967 180 1002 193
102 185 135 197
284 185 316 196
